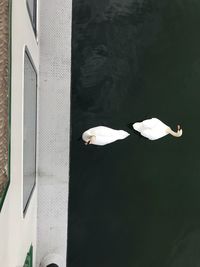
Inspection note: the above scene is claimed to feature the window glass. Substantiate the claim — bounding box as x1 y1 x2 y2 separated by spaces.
26 0 37 35
23 51 37 213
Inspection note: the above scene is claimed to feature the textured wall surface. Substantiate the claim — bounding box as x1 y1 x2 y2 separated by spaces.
37 0 72 266
0 0 9 197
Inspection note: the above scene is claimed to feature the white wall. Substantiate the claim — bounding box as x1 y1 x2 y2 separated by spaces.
0 0 38 266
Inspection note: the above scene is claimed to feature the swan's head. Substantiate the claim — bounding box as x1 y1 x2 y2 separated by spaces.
84 135 96 145
176 124 183 137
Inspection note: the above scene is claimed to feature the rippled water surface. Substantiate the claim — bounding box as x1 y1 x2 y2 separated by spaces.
68 1 200 266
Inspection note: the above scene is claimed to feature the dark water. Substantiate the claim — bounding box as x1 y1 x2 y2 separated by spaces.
68 1 200 266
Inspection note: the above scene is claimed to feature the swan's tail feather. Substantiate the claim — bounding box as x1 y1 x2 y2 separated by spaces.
118 130 130 139
132 122 142 132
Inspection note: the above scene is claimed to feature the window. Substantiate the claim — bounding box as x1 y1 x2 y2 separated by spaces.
23 246 33 267
26 0 37 35
23 50 37 214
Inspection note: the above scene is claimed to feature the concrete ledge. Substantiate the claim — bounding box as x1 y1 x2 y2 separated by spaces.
37 0 72 265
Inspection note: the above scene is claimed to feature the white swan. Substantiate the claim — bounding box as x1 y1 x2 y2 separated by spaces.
133 118 183 140
82 126 130 146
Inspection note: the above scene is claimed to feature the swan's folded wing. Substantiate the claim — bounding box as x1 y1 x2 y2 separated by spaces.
90 126 114 135
141 129 157 140
142 118 159 129
93 135 119 145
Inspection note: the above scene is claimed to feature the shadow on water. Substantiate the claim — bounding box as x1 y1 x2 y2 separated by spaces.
68 1 200 267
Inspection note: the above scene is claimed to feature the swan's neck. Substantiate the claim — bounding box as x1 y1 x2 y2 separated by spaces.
166 127 183 137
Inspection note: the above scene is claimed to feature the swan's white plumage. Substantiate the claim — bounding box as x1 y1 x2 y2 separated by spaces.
82 126 130 146
133 118 170 140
